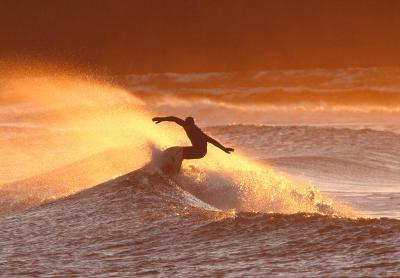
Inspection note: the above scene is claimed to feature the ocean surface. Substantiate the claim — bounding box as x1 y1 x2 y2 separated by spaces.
0 68 399 276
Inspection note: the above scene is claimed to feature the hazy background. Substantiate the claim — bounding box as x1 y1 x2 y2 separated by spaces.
2 0 400 74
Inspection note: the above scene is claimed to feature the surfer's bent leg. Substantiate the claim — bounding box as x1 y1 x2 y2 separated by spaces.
182 146 206 160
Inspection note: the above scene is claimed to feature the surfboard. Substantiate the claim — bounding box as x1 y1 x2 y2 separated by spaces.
160 147 183 176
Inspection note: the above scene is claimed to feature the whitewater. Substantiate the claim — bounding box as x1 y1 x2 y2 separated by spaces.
0 69 399 276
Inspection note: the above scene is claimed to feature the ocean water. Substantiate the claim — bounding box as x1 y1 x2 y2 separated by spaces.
0 69 399 276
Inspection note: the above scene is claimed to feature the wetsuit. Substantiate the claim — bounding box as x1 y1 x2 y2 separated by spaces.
152 116 233 160
182 123 208 159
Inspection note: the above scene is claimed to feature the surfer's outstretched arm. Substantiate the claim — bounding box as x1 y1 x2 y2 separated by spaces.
206 135 234 154
152 116 184 126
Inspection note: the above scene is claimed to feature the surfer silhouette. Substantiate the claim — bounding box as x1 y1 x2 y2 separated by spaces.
152 116 234 175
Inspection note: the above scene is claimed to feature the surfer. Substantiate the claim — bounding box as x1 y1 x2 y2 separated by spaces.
152 116 234 160
151 116 234 175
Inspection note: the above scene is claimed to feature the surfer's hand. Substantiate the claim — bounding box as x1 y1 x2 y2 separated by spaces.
152 117 162 124
224 147 234 154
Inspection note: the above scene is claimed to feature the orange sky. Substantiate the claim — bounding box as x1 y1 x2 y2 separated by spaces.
1 0 400 73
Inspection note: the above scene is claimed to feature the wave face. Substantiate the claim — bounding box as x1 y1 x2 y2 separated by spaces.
0 168 399 277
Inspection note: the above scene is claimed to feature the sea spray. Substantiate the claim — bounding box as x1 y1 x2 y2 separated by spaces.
1 74 354 217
